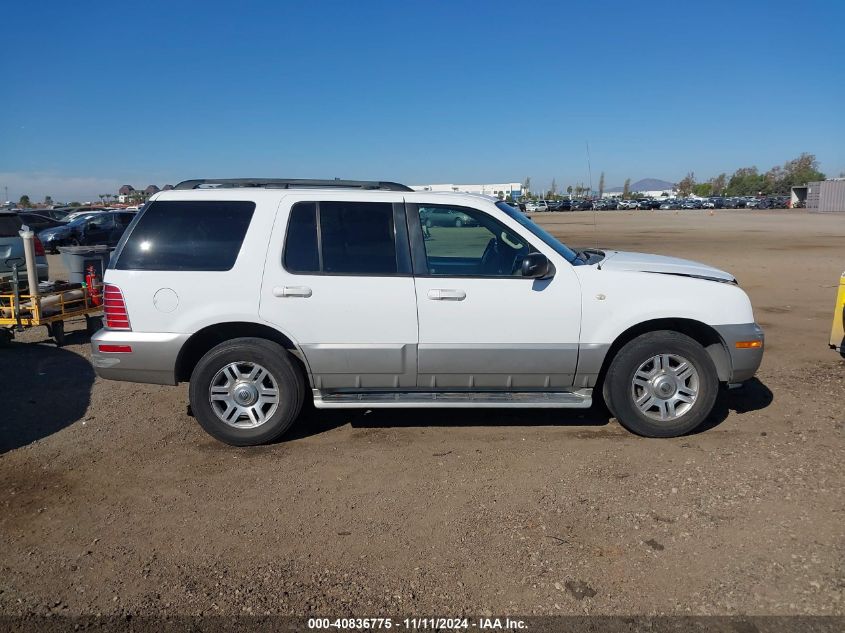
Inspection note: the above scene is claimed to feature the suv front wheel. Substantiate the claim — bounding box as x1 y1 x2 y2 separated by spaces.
603 331 718 438
189 337 305 446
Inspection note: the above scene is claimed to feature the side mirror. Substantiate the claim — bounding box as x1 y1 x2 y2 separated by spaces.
521 252 553 279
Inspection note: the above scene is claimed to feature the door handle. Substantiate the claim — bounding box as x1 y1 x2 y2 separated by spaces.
273 285 312 298
427 289 466 301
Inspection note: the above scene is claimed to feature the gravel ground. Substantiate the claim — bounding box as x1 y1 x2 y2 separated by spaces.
1 209 843 618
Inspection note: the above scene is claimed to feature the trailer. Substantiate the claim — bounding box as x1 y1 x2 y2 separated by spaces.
0 274 102 346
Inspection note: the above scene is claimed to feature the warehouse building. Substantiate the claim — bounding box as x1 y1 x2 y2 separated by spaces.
793 179 845 212
411 182 523 199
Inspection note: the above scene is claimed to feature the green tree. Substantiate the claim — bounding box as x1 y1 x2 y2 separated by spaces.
598 172 605 197
566 185 573 196
622 178 631 199
523 177 531 197
780 153 825 191
69 201 81 207
18 195 31 208
710 173 727 196
725 167 766 196
677 172 696 197
44 195 53 206
692 183 712 197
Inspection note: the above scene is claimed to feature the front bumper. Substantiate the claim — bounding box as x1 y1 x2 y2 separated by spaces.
90 329 189 385
714 323 765 383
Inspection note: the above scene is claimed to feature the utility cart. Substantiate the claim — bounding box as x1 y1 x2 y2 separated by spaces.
0 263 103 346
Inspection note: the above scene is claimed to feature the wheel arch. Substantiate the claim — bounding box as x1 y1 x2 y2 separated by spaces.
596 318 731 385
175 321 311 384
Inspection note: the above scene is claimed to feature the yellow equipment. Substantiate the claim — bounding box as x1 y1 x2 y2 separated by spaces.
831 271 845 358
0 279 102 346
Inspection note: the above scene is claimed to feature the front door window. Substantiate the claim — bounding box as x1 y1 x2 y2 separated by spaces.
416 206 530 276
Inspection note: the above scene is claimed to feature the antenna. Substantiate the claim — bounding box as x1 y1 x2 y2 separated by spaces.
586 141 597 247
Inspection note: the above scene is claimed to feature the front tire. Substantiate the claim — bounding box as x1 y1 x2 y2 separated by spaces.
189 337 305 446
603 331 718 438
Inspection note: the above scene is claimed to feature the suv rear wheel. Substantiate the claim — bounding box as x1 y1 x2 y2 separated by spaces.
189 337 304 446
603 331 718 438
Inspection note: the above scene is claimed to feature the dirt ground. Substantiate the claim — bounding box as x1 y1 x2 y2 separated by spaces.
1 209 843 618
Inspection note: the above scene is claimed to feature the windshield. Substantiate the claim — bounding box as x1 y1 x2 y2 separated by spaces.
495 201 580 264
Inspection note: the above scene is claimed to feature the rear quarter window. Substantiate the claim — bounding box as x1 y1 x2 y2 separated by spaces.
114 201 255 271
0 215 23 237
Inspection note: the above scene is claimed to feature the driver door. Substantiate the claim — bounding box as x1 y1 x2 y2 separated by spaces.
83 214 113 245
407 202 583 390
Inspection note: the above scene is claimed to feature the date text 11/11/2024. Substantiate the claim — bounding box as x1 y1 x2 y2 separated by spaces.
307 617 527 630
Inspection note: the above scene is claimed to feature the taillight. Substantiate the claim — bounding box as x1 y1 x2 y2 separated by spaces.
103 284 131 330
34 237 45 257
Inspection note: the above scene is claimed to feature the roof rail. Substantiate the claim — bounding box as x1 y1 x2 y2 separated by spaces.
173 178 413 192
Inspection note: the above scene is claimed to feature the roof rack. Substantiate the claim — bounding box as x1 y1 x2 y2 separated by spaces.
173 178 413 192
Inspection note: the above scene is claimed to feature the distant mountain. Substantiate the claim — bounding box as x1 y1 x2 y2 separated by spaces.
605 178 676 193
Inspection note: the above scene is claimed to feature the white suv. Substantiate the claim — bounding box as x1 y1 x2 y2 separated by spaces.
91 178 764 445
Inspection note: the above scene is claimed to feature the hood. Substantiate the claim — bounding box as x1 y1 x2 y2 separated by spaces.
598 250 736 282
39 225 70 238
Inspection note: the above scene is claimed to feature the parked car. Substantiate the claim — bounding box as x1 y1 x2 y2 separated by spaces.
618 200 638 210
38 211 136 253
62 209 109 224
0 211 48 282
756 196 788 209
17 212 65 232
528 200 550 212
524 200 545 213
548 200 572 212
420 207 478 228
90 177 764 445
572 199 593 210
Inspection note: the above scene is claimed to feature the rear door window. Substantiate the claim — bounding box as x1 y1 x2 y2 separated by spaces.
115 201 255 271
283 201 398 275
0 215 23 237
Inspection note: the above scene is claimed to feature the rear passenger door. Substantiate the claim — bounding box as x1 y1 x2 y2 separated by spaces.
260 196 418 390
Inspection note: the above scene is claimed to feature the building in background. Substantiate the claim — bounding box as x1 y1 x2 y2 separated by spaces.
602 178 677 198
794 179 845 212
411 182 523 199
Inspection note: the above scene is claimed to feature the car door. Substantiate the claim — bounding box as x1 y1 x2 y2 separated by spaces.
407 198 582 390
83 214 113 245
110 213 134 245
260 195 418 390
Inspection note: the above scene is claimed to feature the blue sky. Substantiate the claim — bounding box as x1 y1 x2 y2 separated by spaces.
1 0 844 201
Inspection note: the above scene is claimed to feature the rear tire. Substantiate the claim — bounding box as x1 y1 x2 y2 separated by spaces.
189 337 305 446
604 331 718 438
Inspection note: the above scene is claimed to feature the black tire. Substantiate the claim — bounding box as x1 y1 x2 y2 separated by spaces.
85 314 101 335
69 237 80 246
603 331 718 438
188 337 305 446
51 321 66 347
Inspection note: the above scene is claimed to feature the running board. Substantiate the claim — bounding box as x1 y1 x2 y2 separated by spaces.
313 389 592 409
